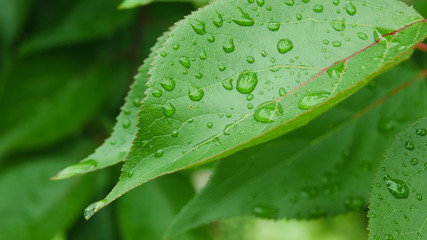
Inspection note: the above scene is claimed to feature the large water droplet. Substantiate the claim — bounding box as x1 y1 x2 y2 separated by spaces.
277 39 293 54
232 7 255 26
236 71 258 94
383 175 409 199
163 102 176 117
223 38 235 53
188 84 204 101
179 57 191 69
84 199 107 220
161 77 176 91
189 19 206 35
254 102 283 123
252 204 279 219
345 1 357 16
299 92 330 110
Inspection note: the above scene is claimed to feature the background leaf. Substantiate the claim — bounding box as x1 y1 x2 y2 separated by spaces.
92 0 427 216
119 0 209 9
368 117 427 240
166 61 427 237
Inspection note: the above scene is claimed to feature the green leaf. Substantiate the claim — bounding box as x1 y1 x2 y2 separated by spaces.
0 46 129 157
165 61 427 237
119 0 209 10
88 0 427 217
0 141 104 240
18 0 135 56
117 174 209 240
368 117 427 240
52 33 170 180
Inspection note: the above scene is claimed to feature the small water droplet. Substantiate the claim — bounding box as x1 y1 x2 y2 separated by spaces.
171 130 178 138
299 92 330 110
333 0 340 5
383 175 409 199
357 32 368 40
313 4 323 12
246 56 255 63
222 79 233 90
405 141 415 151
285 0 294 6
218 63 226 71
163 102 176 117
189 18 206 35
296 13 302 20
223 38 235 53
345 1 357 16
277 39 293 54
247 103 253 109
410 158 419 166
207 122 213 128
246 93 254 101
254 102 283 123
179 57 191 69
233 7 255 26
161 77 176 91
188 84 204 101
331 19 346 31
332 41 342 47
251 204 279 219
256 0 265 6
279 87 287 96
385 234 394 240
268 21 280 31
237 71 258 94
84 199 107 220
223 123 237 135
122 119 131 129
416 128 426 136
417 193 423 201
152 89 163 97
213 11 224 28
133 98 141 107
155 149 164 158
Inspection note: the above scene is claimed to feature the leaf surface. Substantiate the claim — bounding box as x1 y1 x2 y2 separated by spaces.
165 62 427 236
368 117 427 240
88 0 427 217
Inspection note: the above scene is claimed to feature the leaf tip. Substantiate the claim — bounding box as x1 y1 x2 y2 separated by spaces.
84 199 107 220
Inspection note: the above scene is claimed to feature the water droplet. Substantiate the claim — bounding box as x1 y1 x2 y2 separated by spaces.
223 38 235 53
256 0 264 6
327 61 346 79
416 128 426 136
279 87 287 96
383 175 409 199
410 158 418 166
155 149 164 158
333 0 339 5
163 102 176 117
188 84 204 101
222 78 233 90
261 50 268 57
254 102 283 123
152 89 163 97
84 199 107 220
233 7 255 26
332 41 342 47
173 44 180 50
218 63 226 71
246 93 254 101
179 57 191 69
285 0 294 6
313 4 323 12
299 92 330 110
417 193 423 201
357 32 368 40
405 141 415 151
345 1 357 16
302 0 310 3
171 130 178 138
344 197 365 210
331 19 346 31
189 18 206 35
207 122 213 128
133 98 141 107
247 103 253 109
385 234 394 240
296 13 302 20
122 119 131 129
268 21 280 31
223 123 237 135
213 11 223 28
251 204 279 219
207 35 215 43
237 71 258 94
161 77 176 91
246 56 255 64
277 39 293 54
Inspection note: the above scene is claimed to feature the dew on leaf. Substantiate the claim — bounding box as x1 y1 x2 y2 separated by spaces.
404 141 415 151
268 21 280 31
302 0 310 3
417 193 423 201
416 128 426 136
331 19 346 31
254 102 283 123
256 0 264 7
213 11 223 28
233 7 255 26
188 84 204 102
261 50 268 57
179 57 191 69
410 158 419 166
246 56 255 63
154 149 164 158
84 199 107 220
133 98 141 107
189 18 206 35
277 39 293 54
385 234 394 240
357 32 368 40
152 89 163 98
299 92 330 110
222 79 233 90
345 1 357 16
285 0 294 6
296 13 302 20
332 41 342 47
247 103 254 109
163 102 176 117
207 122 213 129
218 63 226 71
161 77 176 91
223 123 237 135
223 38 235 53
122 119 131 129
333 0 339 5
247 93 254 101
327 61 346 79
251 204 279 219
171 130 178 138
383 175 409 199
237 72 258 94
313 5 323 13
279 87 287 96
207 35 215 43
